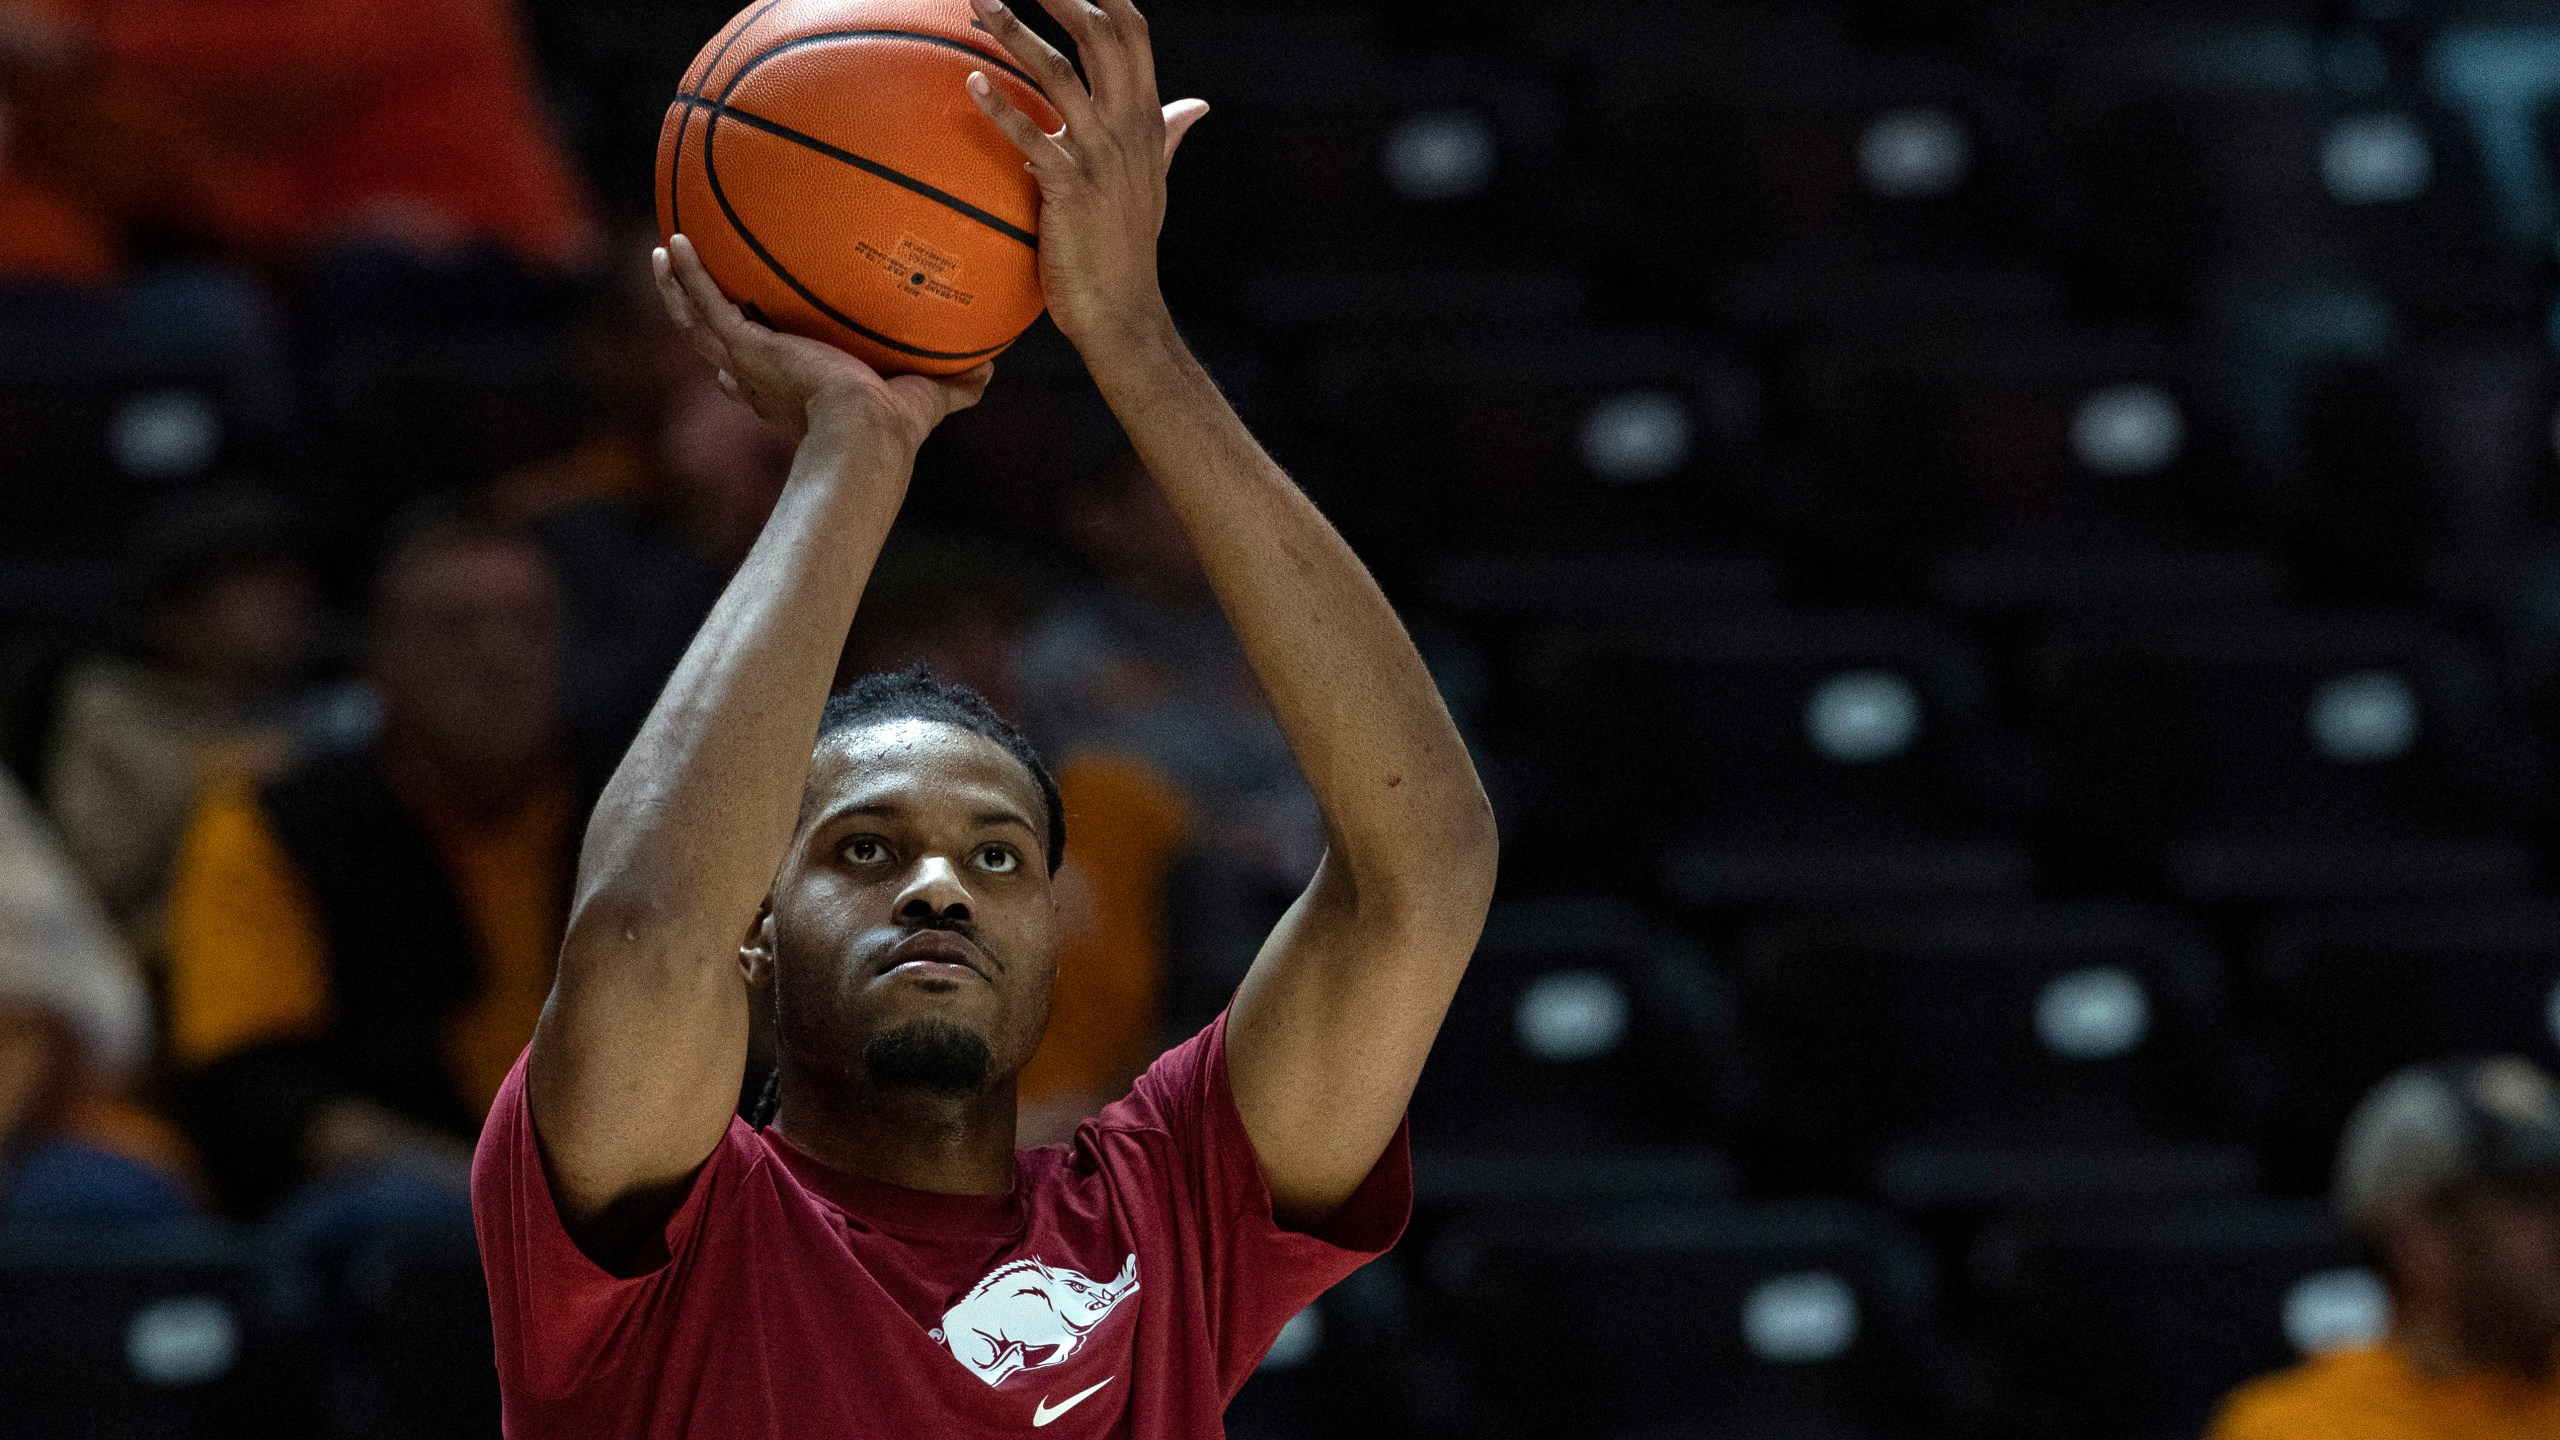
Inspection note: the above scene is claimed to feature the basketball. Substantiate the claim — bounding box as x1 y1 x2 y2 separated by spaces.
657 0 1062 377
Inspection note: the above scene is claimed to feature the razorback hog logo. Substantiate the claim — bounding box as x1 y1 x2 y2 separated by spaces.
934 1255 1140 1387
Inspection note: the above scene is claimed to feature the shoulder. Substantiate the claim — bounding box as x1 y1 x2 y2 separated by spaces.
2209 1346 2403 1440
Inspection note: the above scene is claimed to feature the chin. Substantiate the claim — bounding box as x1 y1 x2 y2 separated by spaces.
863 1018 994 1096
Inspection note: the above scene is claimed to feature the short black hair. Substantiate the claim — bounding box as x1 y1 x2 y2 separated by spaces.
816 667 1065 873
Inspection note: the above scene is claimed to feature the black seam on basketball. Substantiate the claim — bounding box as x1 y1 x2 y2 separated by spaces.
689 0 791 94
675 94 1038 249
700 108 1011 365
671 0 793 234
722 28 1049 102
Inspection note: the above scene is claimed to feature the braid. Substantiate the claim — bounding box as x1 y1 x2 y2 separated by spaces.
749 1066 781 1128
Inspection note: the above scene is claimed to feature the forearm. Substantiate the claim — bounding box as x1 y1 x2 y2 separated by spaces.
1085 320 1496 913
568 423 910 968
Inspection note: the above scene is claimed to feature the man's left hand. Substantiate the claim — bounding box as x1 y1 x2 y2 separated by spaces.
962 0 1207 363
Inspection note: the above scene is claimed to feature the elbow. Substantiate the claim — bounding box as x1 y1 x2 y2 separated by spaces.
1446 784 1501 906
1350 786 1500 939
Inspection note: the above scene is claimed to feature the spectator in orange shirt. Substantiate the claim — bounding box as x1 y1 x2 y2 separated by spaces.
1 0 594 276
164 506 585 1218
2210 1057 2560 1440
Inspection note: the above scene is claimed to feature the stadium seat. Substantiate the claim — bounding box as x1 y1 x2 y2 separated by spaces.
0 353 247 560
2032 612 2542 899
1977 1200 2384 1440
1498 612 2035 904
1300 324 1766 559
2076 87 2511 316
1555 32 2070 289
1423 1200 1956 1440
310 329 589 535
0 1223 273 1440
1735 904 2258 1207
2295 342 2560 598
1779 327 2243 560
2252 901 2560 1188
1927 545 2289 624
1154 34 1566 306
1407 898 1736 1208
1225 1260 1414 1440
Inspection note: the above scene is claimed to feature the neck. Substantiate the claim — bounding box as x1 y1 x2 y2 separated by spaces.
770 1065 1019 1196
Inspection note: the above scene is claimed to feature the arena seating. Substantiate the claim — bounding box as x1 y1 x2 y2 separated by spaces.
0 1225 270 1439
1497 612 2037 903
1735 903 2258 1207
1977 1200 2379 1440
1424 1200 1955 1440
2032 612 2542 898
2252 900 2560 1187
1406 898 1736 1206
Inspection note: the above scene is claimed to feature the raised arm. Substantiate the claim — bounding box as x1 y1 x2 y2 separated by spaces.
524 238 987 1262
966 0 1498 1226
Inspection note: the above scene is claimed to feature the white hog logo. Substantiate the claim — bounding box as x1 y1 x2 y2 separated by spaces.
934 1255 1140 1387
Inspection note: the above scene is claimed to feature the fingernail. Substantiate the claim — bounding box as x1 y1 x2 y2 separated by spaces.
969 0 1000 13
966 70 990 93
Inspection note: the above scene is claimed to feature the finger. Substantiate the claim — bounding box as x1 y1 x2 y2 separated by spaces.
964 0 1097 131
1162 98 1207 167
967 70 1075 173
668 232 762 371
1019 0 1136 110
654 244 738 374
1089 0 1157 107
941 362 996 416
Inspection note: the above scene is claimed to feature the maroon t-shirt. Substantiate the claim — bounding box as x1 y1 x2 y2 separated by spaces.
472 1013 1411 1437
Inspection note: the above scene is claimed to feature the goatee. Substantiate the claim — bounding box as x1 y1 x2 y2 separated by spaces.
864 1021 991 1097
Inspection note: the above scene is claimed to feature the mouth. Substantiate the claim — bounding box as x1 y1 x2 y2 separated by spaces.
879 929 993 985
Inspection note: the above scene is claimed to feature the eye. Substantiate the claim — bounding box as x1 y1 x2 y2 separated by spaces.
975 845 1021 875
843 837 889 865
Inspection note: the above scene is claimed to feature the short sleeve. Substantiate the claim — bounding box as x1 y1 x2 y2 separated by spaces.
1100 1012 1411 1396
469 1051 746 1401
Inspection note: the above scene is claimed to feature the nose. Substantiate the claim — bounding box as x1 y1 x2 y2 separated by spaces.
895 855 974 926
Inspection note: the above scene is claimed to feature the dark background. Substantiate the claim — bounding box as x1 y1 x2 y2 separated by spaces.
13 0 2560 1436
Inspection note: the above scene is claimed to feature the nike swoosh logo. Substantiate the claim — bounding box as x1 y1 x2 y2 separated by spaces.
1031 1375 1114 1427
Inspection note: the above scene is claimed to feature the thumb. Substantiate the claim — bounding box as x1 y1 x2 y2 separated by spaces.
1162 99 1209 167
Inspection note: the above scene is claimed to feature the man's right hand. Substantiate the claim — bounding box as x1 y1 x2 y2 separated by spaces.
653 233 992 454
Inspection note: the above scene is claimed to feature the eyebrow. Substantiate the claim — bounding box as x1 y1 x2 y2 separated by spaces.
824 802 1038 836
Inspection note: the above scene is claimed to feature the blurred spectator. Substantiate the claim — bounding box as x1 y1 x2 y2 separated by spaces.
1014 450 1320 1028
0 0 595 279
841 541 1189 1145
0 768 195 1224
2210 1058 2560 1438
530 372 794 759
162 507 582 1216
41 488 329 975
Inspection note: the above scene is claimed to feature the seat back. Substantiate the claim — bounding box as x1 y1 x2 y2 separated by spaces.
1429 1200 1947 1440
1979 1200 2383 1440
0 1224 266 1440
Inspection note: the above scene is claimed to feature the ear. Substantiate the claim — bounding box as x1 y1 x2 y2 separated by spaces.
738 898 778 987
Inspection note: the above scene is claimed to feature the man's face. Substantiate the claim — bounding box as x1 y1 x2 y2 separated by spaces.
764 719 1057 1101
373 538 562 786
2444 1184 2560 1372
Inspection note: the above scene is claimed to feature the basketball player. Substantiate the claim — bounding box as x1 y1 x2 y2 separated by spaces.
470 0 1499 1433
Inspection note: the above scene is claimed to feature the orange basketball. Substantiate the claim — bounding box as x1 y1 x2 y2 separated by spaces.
657 0 1061 377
